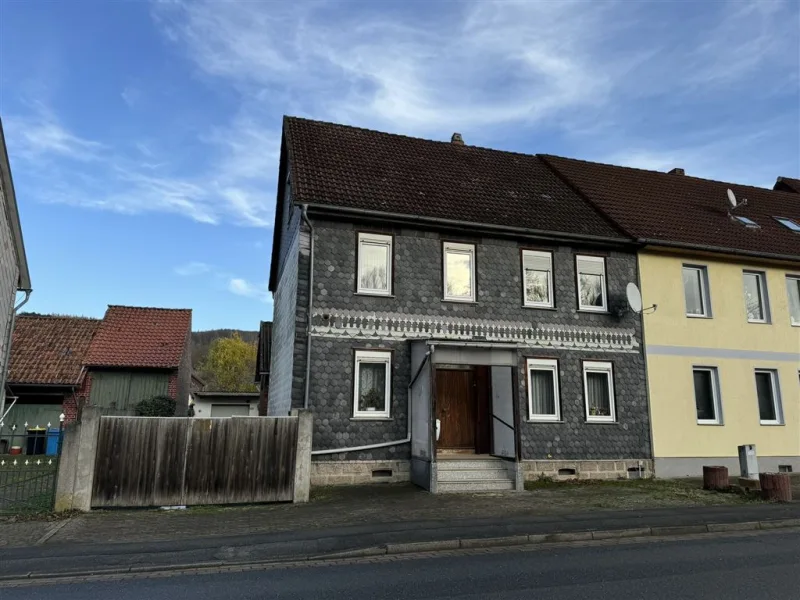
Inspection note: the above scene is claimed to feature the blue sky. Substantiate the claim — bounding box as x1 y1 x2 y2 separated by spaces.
1 0 797 330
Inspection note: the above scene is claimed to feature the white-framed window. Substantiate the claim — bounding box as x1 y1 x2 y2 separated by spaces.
682 265 711 317
754 369 783 425
786 276 800 326
522 250 554 308
583 361 615 422
693 367 722 425
353 350 391 419
775 217 800 233
357 233 392 295
743 271 770 323
443 242 476 302
526 358 560 421
576 255 607 311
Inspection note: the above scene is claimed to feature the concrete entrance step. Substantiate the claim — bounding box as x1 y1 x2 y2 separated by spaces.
437 458 508 470
437 479 516 493
438 468 512 482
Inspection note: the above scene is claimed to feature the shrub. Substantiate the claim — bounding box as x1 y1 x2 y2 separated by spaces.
134 395 176 417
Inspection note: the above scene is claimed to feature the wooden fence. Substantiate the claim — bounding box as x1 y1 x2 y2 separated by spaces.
90 415 303 508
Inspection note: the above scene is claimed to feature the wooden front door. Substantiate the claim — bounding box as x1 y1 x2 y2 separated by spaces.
435 369 476 451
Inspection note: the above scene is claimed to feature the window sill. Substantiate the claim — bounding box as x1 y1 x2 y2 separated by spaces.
686 314 712 319
355 292 395 298
527 419 563 423
441 298 478 304
522 305 557 311
696 422 724 426
350 417 393 422
578 308 609 314
586 419 616 424
746 320 771 325
759 422 784 426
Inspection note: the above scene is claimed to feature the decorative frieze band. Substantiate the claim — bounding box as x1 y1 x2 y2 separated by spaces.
310 310 639 352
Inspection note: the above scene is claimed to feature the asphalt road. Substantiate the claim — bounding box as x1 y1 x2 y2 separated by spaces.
7 530 799 599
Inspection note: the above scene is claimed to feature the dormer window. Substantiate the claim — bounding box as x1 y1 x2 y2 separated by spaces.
733 216 759 228
775 217 800 232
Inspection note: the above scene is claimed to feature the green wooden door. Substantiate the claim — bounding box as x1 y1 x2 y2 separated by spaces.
89 371 170 415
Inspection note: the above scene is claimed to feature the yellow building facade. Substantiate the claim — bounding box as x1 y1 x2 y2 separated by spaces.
640 250 800 476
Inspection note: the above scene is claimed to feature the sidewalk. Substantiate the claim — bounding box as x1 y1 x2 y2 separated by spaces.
1 480 798 580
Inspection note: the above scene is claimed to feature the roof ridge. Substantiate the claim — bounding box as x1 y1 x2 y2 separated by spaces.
106 305 192 312
284 115 541 160
18 313 100 321
542 154 800 200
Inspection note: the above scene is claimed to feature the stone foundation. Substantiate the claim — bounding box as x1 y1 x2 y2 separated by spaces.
310 460 411 486
522 459 654 481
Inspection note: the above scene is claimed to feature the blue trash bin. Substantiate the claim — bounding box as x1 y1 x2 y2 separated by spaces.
45 428 61 456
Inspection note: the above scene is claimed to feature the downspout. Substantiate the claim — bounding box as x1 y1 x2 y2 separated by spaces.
311 348 432 456
300 205 314 410
0 290 31 429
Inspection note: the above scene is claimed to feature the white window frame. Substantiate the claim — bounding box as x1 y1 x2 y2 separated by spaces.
754 369 783 426
522 250 554 308
576 255 607 312
356 233 393 296
353 350 391 419
682 264 711 318
743 270 770 324
692 366 722 425
526 358 560 421
583 361 616 423
443 242 476 302
786 276 800 327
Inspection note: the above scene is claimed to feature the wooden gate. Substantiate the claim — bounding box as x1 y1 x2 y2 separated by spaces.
91 416 298 508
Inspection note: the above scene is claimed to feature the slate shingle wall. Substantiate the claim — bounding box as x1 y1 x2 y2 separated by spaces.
298 218 650 460
0 175 20 402
268 222 300 416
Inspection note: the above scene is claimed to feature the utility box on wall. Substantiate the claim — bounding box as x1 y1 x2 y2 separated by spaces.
738 444 758 479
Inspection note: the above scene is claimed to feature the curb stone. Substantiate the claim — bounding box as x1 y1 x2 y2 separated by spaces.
1 518 799 585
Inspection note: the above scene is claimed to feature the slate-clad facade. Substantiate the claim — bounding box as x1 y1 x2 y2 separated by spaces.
267 117 653 489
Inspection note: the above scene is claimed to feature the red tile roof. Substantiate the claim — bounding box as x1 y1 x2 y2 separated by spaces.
84 306 191 369
542 156 800 261
283 117 625 240
8 315 100 386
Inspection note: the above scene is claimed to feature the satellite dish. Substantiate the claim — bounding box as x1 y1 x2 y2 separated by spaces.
727 189 737 208
626 283 643 314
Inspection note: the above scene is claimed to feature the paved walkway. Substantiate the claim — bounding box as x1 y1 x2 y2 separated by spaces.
0 482 798 579
2 479 797 549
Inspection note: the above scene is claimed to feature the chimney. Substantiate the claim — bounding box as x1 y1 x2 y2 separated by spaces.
668 168 685 175
451 133 464 145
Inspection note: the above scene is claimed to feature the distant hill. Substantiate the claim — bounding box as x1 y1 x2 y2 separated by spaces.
191 329 258 371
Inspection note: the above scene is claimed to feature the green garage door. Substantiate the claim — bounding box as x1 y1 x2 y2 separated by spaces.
89 371 171 415
210 404 250 418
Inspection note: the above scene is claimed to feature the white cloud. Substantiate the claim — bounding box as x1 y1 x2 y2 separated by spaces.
152 0 797 139
174 261 212 276
4 108 104 161
228 278 271 304
5 106 275 227
121 86 142 108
